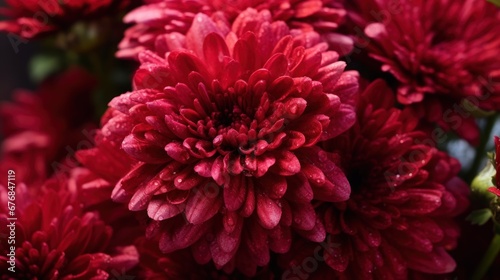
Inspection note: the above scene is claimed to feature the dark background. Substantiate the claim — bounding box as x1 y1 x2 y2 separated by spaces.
0 0 37 101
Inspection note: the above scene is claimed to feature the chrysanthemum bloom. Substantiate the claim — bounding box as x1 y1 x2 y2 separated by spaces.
347 0 500 145
40 167 151 257
117 0 353 59
0 68 97 185
134 237 274 279
0 181 31 217
0 0 136 38
0 138 48 189
73 167 151 240
278 80 470 279
0 189 139 279
79 9 358 275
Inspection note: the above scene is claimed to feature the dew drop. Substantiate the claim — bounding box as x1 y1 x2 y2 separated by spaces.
226 217 234 226
278 186 285 195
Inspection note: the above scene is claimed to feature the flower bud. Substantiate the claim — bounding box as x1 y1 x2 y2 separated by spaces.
471 157 497 205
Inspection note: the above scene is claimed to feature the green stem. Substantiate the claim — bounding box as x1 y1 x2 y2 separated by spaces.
467 115 497 181
472 234 500 280
88 51 113 118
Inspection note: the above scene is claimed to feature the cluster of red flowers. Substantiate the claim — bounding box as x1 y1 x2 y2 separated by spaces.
2 0 500 279
0 0 137 38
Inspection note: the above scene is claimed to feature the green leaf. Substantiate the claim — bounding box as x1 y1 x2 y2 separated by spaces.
488 0 500 7
471 160 497 205
29 53 64 83
467 208 493 226
462 99 496 118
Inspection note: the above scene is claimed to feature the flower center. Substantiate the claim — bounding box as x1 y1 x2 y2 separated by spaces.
213 106 251 129
347 168 365 193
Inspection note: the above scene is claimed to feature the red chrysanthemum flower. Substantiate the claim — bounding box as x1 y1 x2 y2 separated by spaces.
347 0 500 145
0 188 139 279
0 0 136 38
278 80 470 279
117 0 353 59
78 9 358 275
44 167 149 250
0 68 97 186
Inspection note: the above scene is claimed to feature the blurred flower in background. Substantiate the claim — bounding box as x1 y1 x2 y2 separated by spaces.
117 0 353 59
347 0 500 145
0 0 137 39
0 187 139 279
0 68 96 187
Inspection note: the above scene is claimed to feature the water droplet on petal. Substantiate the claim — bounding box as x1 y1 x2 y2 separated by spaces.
226 217 234 226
